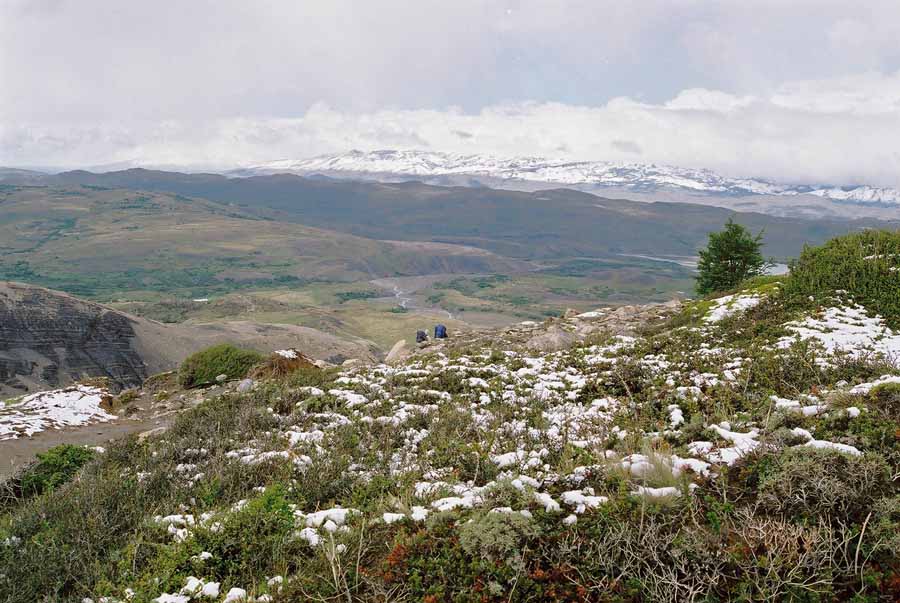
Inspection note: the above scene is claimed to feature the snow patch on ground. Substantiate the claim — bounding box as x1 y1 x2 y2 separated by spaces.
849 374 900 395
0 385 114 440
777 304 900 358
704 293 763 323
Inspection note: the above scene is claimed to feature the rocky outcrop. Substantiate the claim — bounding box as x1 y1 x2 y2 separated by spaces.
385 339 410 365
0 282 379 397
525 325 579 353
416 300 683 357
0 282 149 396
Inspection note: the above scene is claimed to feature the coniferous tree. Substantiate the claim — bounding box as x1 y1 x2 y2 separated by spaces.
695 219 768 295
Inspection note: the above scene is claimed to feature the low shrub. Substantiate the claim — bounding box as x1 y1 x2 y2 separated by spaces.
459 510 541 562
1 444 95 508
756 448 892 521
784 229 900 328
248 349 316 381
178 344 265 388
194 485 300 584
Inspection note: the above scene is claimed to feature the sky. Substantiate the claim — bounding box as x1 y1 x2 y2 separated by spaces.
2 0 900 186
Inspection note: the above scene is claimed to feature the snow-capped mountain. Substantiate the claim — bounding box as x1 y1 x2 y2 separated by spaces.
240 150 900 205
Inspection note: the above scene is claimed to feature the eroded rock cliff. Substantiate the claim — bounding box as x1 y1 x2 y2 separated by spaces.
0 282 148 395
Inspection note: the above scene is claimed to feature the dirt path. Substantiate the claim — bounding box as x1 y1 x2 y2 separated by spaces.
0 413 174 480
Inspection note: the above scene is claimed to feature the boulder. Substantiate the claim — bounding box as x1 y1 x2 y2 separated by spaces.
526 326 578 352
385 339 410 365
137 426 167 442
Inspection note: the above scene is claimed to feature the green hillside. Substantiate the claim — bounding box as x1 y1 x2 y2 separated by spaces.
2 232 899 602
0 185 522 299
45 170 898 260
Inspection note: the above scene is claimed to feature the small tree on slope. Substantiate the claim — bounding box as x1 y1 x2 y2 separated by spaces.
695 219 768 295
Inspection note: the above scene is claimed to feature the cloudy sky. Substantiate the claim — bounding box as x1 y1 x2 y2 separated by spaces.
2 0 900 186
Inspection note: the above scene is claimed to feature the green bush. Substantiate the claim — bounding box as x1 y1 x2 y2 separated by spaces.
194 485 301 584
3 445 95 506
784 229 900 327
0 447 153 600
335 290 380 303
870 496 900 560
177 344 264 388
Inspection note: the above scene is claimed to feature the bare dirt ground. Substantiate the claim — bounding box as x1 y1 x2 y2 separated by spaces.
0 413 172 480
0 376 235 480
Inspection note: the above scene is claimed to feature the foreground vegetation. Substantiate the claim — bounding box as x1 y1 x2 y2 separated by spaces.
2 231 899 602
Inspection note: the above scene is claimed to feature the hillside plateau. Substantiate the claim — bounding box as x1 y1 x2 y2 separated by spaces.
2 231 899 602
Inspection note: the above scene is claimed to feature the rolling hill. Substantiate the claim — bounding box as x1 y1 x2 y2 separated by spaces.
0 184 524 298
21 169 900 261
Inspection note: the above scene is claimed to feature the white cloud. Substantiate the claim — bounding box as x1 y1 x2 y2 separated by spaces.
771 71 900 114
4 70 900 188
2 1 900 186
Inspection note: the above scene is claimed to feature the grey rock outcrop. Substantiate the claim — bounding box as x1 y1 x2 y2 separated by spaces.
526 325 578 352
0 282 149 396
385 339 410 365
0 281 378 397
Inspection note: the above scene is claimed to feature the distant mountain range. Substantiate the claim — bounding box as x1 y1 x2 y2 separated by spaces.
236 150 900 206
4 151 899 220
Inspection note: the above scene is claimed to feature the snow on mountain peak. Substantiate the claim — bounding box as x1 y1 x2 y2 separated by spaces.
243 150 900 205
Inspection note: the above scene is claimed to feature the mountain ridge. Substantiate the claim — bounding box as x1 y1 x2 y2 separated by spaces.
237 149 900 206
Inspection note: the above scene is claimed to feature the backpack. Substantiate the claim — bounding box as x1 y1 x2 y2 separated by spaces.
434 324 448 339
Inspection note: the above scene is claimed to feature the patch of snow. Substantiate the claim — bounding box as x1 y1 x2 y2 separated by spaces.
560 489 608 513
704 293 763 323
667 404 684 428
804 439 863 456
533 491 561 513
704 424 760 465
223 588 247 603
0 385 113 440
632 485 684 498
848 374 900 395
297 527 320 547
777 304 900 359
